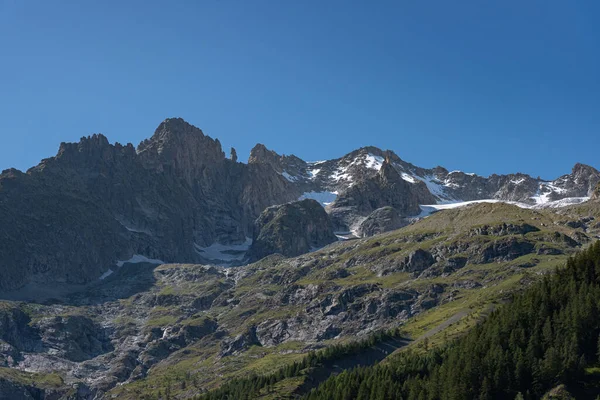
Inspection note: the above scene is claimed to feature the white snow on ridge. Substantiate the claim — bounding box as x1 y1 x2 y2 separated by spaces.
532 197 589 209
416 195 591 220
413 175 456 202
300 191 338 206
416 200 502 218
116 254 164 267
281 171 299 182
307 168 321 179
448 170 477 177
364 154 384 170
401 173 416 183
331 166 353 183
530 182 568 205
194 237 252 263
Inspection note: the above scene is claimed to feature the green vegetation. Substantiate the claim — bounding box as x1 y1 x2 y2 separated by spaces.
0 367 64 389
198 329 407 400
110 202 595 398
301 241 600 400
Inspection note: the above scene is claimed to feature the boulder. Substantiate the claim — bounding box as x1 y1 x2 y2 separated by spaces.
356 206 408 237
249 199 337 260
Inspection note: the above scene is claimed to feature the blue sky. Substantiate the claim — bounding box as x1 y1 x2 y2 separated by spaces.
0 0 598 179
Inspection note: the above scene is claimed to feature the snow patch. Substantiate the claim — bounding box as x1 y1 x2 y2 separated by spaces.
299 191 338 206
307 168 321 179
281 171 299 182
532 197 590 209
331 166 353 183
194 237 252 263
448 170 476 176
115 218 152 235
123 226 150 234
415 195 590 220
364 154 384 170
530 182 568 205
413 175 455 202
335 233 354 241
328 153 385 184
401 173 417 183
416 200 502 218
99 269 114 280
116 254 164 267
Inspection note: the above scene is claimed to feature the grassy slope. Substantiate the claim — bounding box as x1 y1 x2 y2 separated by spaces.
104 202 600 399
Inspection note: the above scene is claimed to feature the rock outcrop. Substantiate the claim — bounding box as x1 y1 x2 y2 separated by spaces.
356 206 407 237
592 182 600 200
249 199 337 260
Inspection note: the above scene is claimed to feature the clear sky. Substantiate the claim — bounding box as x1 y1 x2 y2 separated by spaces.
0 0 598 179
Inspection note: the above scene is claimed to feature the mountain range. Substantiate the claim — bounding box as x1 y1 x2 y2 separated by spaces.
0 118 598 292
0 118 599 399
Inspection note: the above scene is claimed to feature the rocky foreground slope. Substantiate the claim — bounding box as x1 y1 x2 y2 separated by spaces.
0 118 598 292
0 200 599 399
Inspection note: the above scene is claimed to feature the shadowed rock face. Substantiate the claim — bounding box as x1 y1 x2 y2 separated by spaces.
0 118 299 291
249 199 337 260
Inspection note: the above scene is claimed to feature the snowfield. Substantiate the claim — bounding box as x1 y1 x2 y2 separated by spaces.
194 238 252 264
300 191 338 206
116 254 164 267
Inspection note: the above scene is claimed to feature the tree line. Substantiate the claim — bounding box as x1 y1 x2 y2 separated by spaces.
304 241 600 400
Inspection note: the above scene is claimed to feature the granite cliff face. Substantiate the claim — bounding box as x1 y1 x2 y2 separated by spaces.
0 118 298 290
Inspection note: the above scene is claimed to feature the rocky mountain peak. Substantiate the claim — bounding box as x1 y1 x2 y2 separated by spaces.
137 118 226 185
248 143 278 165
377 155 402 184
56 133 110 157
1 116 599 294
572 162 597 175
34 134 137 173
138 118 222 157
547 162 600 198
247 144 310 189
